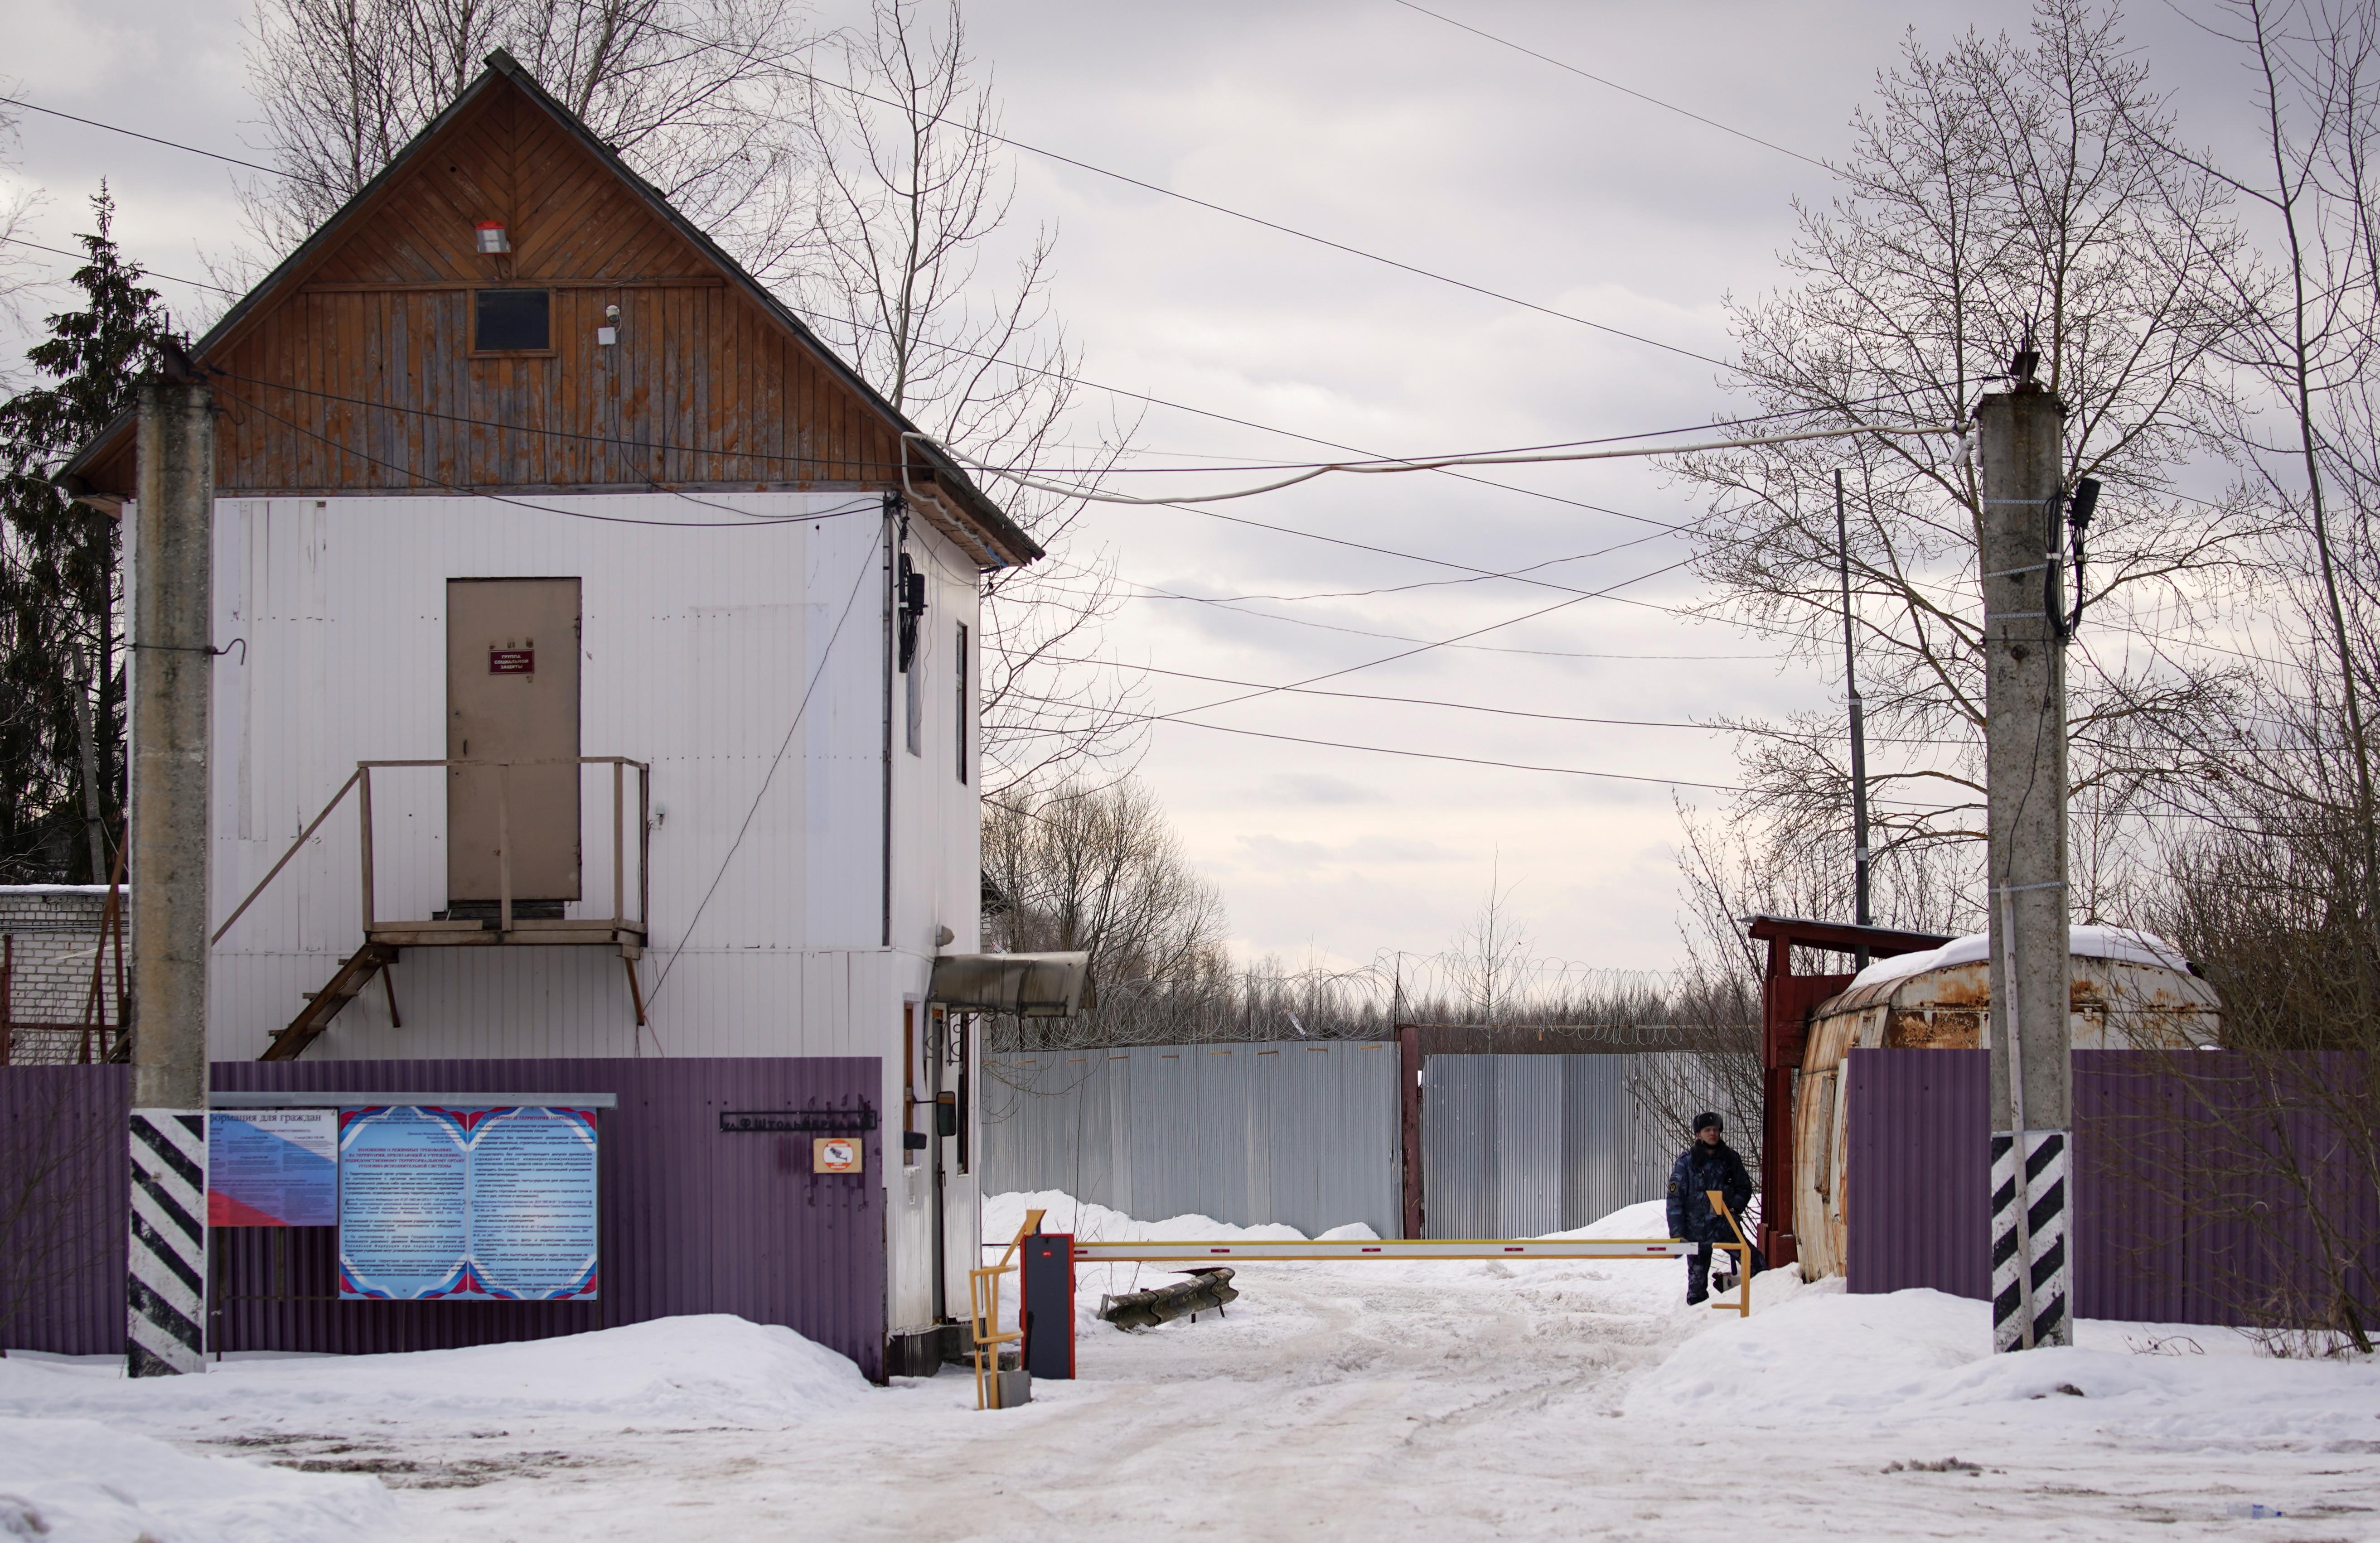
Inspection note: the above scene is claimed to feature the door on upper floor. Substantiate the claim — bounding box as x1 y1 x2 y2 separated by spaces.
447 577 581 905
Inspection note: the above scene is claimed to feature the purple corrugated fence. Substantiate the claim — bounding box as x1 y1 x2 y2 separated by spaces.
0 1065 131 1355
1839 1048 1989 1299
0 1058 887 1380
1847 1049 2377 1327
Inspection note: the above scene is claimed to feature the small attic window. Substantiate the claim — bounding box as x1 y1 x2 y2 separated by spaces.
475 289 550 351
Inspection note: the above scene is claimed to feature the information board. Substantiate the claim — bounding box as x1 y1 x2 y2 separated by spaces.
337 1105 599 1301
207 1110 339 1226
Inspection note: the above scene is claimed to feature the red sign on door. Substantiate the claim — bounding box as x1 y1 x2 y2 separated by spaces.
489 648 535 675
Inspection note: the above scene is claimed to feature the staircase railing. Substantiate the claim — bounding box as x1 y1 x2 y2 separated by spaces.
213 757 652 945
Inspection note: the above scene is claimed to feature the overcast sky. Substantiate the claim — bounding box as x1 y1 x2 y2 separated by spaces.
0 0 2270 980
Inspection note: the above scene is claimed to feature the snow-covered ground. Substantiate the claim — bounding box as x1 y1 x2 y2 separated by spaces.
5 1194 2375 1541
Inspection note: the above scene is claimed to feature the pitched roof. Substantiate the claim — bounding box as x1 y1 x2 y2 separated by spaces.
60 49 1040 568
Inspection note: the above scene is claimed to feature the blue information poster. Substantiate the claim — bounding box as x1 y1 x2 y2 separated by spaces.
467 1108 600 1298
337 1106 599 1301
338 1107 470 1298
208 1110 339 1226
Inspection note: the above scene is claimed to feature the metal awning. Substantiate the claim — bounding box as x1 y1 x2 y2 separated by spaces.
927 952 1092 1017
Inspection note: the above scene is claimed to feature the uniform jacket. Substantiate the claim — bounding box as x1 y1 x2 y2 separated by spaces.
1666 1138 1754 1242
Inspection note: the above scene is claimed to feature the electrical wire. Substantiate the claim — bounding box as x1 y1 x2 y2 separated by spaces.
943 423 1961 506
1149 550 1703 724
1388 1 1830 172
195 366 1953 493
648 512 888 1004
1 82 1730 370
1079 704 1978 813
0 235 241 295
992 646 2041 747
211 381 883 529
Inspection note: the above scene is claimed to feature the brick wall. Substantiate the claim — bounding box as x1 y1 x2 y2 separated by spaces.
0 887 121 1065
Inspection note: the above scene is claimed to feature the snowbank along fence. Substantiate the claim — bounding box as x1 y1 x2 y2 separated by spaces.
984 1041 1402 1238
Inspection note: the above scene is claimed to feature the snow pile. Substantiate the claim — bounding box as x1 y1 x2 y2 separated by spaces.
0 1316 870 1434
0 1415 397 1543
1630 1278 2380 1446
983 1189 1378 1248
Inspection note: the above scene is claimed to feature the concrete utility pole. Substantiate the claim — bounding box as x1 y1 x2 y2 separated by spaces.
1975 359 2073 1353
1836 469 1873 969
126 357 214 1377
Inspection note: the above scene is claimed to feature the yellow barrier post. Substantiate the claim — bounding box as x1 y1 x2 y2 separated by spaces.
969 1207 1044 1410
1706 1188 1753 1318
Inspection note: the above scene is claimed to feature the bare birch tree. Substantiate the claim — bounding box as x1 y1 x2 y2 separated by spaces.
790 0 1144 793
1674 0 2261 929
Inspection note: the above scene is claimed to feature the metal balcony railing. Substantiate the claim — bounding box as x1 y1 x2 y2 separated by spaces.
214 757 652 955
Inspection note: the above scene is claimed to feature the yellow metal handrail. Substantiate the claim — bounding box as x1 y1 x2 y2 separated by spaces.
968 1207 1044 1410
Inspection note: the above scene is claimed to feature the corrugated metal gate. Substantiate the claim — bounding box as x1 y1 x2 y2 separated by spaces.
1418 1053 1728 1239
982 1042 1401 1239
984 1043 1736 1242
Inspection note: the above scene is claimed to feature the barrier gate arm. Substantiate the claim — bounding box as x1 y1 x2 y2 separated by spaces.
1070 1224 1754 1319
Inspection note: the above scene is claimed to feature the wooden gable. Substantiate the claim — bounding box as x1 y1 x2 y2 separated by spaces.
65 55 1035 569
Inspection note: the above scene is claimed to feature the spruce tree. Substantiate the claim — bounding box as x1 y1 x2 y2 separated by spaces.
0 188 166 882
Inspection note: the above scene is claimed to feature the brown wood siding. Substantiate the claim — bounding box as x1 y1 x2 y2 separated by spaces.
80 78 913 503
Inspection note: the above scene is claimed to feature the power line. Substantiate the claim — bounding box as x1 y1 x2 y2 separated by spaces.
1086 703 1978 813
0 235 241 295
186 372 1794 632
945 422 1959 506
1388 1 1830 172
0 96 343 191
1000 647 2024 747
1097 705 1744 792
1147 551 1703 725
211 381 884 529
649 515 888 1005
2 81 1731 371
1019 571 1759 659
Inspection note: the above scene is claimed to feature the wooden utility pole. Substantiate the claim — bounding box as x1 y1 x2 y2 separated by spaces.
1976 358 2073 1352
126 354 214 1377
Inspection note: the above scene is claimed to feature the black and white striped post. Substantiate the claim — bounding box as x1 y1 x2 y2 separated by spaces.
1977 354 2075 1353
126 357 217 1377
127 1110 207 1374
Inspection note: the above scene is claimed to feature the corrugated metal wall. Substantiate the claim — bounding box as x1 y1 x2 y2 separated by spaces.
0 1066 130 1354
982 1042 1401 1239
1418 1053 1729 1239
0 1058 889 1380
1841 1048 1988 1297
1845 1049 2380 1327
983 1045 1737 1243
206 492 970 1065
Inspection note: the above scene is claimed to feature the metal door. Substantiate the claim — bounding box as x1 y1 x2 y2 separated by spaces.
447 578 581 903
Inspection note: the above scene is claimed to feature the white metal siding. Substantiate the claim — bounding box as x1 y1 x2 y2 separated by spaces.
199 491 976 1072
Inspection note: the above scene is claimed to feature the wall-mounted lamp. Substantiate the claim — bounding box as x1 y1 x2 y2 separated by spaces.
475 221 511 254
